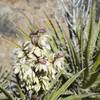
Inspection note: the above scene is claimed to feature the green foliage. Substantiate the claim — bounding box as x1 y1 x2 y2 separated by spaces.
0 86 14 100
47 0 100 99
16 85 26 100
42 0 100 99
42 1 100 99
50 69 85 100
0 66 13 99
0 66 10 87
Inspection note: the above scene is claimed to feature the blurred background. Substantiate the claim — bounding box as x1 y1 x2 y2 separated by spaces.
0 0 100 68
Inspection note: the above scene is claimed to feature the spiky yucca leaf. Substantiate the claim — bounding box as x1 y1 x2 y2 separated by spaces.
50 69 85 100
0 65 14 99
53 0 100 99
58 93 99 100
0 86 14 100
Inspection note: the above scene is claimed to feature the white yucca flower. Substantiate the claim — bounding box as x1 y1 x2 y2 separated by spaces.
13 33 65 94
54 57 64 72
34 47 43 57
40 76 50 91
15 49 24 58
14 63 20 74
38 34 51 50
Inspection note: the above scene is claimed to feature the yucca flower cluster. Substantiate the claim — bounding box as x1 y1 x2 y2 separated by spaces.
13 30 64 95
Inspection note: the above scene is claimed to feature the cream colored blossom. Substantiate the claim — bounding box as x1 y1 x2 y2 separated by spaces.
35 63 48 72
47 53 55 63
54 57 64 71
40 76 50 90
27 53 37 60
34 47 42 57
16 50 24 58
23 41 35 53
13 33 65 93
19 57 26 64
23 68 35 81
32 83 41 92
14 66 20 74
38 34 51 50
48 65 56 79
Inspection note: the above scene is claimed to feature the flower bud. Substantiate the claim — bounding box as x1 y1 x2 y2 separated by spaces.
38 28 46 33
38 34 51 50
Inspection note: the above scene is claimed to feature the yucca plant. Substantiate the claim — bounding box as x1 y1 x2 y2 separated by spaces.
0 65 14 100
11 21 85 99
47 0 100 99
0 0 100 100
